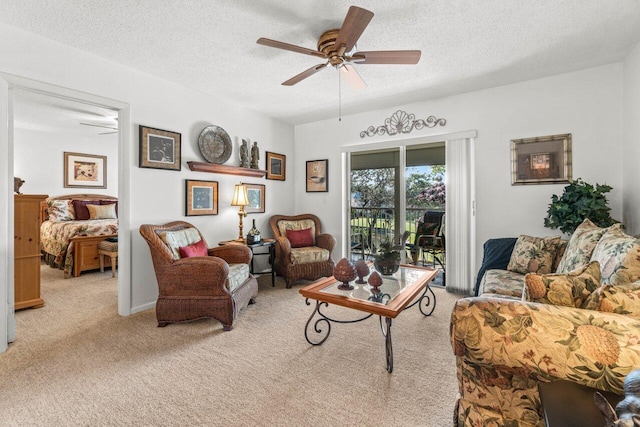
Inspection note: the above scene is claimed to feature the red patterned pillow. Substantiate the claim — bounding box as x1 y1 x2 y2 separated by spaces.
287 228 314 248
178 239 208 258
72 200 101 220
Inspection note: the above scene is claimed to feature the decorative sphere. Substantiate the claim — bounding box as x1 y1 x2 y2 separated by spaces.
334 258 357 284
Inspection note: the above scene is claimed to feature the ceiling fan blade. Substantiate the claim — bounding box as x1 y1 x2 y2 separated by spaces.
339 64 366 91
350 50 422 64
80 122 118 130
334 6 374 55
257 37 326 59
99 131 118 135
282 63 328 86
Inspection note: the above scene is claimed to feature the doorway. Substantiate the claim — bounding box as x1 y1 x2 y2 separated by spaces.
1 74 132 352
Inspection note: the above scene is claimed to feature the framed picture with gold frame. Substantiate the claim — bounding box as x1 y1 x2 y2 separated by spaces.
266 151 286 181
64 152 107 188
511 133 572 185
185 180 218 216
245 183 265 214
139 125 181 171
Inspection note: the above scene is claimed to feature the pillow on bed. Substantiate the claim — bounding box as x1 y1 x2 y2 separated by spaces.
100 200 118 215
86 203 117 220
72 200 101 220
48 199 75 221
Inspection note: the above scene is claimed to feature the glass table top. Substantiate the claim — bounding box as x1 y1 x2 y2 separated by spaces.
319 266 430 306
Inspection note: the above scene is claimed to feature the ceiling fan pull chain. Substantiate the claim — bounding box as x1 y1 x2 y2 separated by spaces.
338 68 342 122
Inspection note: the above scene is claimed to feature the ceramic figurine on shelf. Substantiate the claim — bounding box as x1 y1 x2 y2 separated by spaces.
240 139 250 168
14 177 25 194
250 141 260 169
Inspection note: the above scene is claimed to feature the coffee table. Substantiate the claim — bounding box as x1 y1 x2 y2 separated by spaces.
299 264 438 373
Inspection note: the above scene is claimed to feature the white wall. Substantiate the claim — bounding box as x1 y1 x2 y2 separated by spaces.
0 23 295 312
295 64 625 271
14 128 118 197
623 40 640 235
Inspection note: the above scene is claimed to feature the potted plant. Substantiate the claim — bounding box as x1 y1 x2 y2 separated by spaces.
544 178 617 235
374 238 401 275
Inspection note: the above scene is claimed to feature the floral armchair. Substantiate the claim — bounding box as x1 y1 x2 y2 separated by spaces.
269 214 336 288
139 221 258 331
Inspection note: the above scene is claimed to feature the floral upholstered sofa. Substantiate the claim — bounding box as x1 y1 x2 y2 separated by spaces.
451 219 640 426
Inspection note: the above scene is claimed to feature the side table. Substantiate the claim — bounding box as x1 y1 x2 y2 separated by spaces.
219 239 276 287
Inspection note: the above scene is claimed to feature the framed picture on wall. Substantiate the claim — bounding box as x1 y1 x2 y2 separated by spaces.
185 180 218 216
266 151 286 181
306 159 328 192
64 152 107 188
245 183 265 214
139 125 181 171
511 133 572 185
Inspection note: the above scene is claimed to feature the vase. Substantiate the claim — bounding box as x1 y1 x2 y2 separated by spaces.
373 258 400 276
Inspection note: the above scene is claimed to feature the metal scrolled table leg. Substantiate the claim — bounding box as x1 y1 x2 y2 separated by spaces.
379 316 393 373
304 299 331 346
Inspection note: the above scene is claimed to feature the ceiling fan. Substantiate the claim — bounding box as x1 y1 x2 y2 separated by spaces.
257 5 421 90
79 121 118 135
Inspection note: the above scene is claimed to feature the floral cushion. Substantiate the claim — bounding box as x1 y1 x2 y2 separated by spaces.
507 235 561 275
290 246 329 264
556 219 621 273
478 269 526 298
158 227 202 260
227 264 250 291
47 199 75 221
582 282 640 318
590 228 640 286
277 219 316 240
523 261 601 308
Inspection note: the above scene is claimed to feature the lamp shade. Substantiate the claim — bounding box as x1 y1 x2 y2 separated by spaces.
231 183 249 206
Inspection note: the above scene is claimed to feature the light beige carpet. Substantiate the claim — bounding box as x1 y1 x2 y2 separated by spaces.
1 265 463 426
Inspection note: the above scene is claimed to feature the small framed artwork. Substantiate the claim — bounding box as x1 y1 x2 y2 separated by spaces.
266 151 286 181
185 180 218 216
511 133 572 185
245 183 265 214
64 152 107 188
306 159 328 192
139 125 181 171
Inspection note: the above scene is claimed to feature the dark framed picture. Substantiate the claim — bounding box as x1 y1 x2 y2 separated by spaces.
64 152 107 188
511 133 572 185
185 180 218 216
266 151 286 181
306 159 328 192
245 183 265 214
139 125 181 171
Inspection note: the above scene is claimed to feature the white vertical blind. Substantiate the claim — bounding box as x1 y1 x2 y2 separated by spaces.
445 138 476 295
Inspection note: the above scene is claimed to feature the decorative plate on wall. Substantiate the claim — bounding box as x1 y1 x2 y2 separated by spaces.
198 125 232 164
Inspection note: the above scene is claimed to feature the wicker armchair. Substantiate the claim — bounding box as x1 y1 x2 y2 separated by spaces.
269 214 336 288
139 221 258 331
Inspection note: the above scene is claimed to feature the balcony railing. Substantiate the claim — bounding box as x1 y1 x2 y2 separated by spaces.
350 206 443 259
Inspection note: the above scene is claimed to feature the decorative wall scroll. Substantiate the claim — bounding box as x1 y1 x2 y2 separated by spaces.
360 110 446 138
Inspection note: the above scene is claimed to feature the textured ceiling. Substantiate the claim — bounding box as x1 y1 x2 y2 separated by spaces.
3 0 640 125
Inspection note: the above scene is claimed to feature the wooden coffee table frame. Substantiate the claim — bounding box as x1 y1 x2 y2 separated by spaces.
299 265 438 373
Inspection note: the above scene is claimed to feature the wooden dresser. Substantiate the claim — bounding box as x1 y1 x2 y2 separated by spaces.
14 194 47 310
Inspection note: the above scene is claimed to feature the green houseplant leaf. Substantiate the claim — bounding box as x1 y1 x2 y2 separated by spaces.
544 178 616 234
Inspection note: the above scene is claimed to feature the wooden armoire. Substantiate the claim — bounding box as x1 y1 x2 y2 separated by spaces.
14 194 47 310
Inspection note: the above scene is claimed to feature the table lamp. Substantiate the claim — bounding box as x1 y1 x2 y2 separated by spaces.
231 182 249 241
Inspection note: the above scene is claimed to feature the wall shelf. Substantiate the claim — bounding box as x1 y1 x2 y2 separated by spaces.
187 161 267 178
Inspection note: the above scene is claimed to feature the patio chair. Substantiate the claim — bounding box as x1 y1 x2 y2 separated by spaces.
415 211 446 280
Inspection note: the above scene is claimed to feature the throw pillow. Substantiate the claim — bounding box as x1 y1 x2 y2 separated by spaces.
100 200 118 215
47 199 75 221
179 239 208 258
72 199 101 220
87 203 117 220
581 282 640 318
507 235 561 275
590 228 640 286
158 227 202 260
523 261 601 308
287 228 314 248
555 219 621 273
